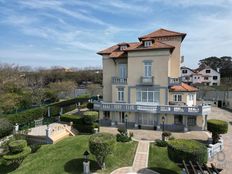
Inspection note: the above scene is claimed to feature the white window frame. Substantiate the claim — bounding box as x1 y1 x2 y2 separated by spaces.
173 94 182 102
119 64 127 78
117 87 124 101
182 70 187 74
144 62 152 77
120 45 127 50
144 41 152 47
189 94 194 101
136 88 159 104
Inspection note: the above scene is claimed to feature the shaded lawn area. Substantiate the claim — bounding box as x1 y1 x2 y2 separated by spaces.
2 135 137 174
148 143 181 174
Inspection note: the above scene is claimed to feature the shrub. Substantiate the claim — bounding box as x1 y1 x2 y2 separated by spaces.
3 146 31 163
116 127 131 142
83 111 98 125
155 139 168 147
162 131 172 137
74 124 96 133
167 139 208 164
60 114 82 124
0 118 13 138
9 140 27 153
87 102 94 110
89 133 116 168
207 119 228 144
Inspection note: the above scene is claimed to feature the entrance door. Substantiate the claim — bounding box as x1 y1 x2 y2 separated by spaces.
174 115 183 125
138 113 154 126
119 64 127 79
119 112 125 123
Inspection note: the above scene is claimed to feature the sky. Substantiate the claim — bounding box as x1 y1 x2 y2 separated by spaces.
0 0 232 68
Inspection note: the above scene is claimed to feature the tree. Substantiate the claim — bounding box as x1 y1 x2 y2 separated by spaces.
89 133 116 169
207 119 228 144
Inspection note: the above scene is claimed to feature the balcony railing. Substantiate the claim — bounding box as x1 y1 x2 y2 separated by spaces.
112 76 127 84
94 102 211 116
140 76 154 85
169 77 181 86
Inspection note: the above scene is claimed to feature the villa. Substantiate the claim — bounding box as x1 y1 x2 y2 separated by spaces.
94 28 211 132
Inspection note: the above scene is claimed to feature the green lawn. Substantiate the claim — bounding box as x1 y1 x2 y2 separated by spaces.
148 143 181 174
1 135 137 174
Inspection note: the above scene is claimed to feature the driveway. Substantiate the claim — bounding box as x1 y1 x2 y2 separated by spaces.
207 107 232 174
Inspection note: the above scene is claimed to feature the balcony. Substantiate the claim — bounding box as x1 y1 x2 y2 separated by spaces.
112 76 127 84
140 76 154 85
169 77 181 86
94 102 211 116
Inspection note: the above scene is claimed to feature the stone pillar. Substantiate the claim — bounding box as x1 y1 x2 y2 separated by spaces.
60 107 63 115
48 107 51 117
46 125 51 144
204 115 208 131
78 102 81 113
14 123 19 134
83 161 90 174
156 114 160 130
184 116 188 132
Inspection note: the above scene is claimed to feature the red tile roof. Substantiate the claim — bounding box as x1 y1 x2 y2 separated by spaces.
139 28 186 41
170 83 198 92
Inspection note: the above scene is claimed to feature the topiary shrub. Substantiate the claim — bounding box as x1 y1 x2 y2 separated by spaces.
167 139 208 165
155 139 168 147
83 111 98 125
0 118 13 138
207 119 228 144
3 140 31 164
87 102 94 110
9 140 27 153
89 133 116 169
116 127 131 142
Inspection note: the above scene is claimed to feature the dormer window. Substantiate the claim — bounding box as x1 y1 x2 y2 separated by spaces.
144 41 152 47
120 45 128 50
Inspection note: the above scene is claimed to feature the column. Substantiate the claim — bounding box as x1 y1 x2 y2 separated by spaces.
204 115 208 131
184 116 188 132
47 107 51 117
156 114 160 130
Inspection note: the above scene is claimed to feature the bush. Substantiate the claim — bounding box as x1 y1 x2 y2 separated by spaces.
74 124 98 134
89 133 116 168
60 114 82 124
155 139 168 147
9 140 27 153
0 118 13 138
83 111 98 125
3 146 31 163
167 139 208 165
116 127 131 142
87 102 94 110
207 119 228 144
162 131 172 137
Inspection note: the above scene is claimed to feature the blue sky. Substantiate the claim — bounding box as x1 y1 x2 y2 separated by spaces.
0 0 232 68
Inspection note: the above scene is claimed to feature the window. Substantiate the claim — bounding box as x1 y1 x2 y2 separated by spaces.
120 45 127 50
144 41 152 47
213 83 218 86
185 77 190 80
119 64 127 78
204 77 208 80
206 69 211 73
189 94 194 101
182 70 187 74
174 115 183 125
213 76 218 80
194 77 197 79
198 77 200 79
144 62 152 77
173 94 182 102
117 88 124 101
136 88 159 104
187 117 196 126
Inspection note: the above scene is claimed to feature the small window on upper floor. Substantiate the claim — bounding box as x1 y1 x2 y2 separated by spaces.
182 70 188 74
206 69 211 73
213 76 218 80
144 41 152 47
120 45 127 51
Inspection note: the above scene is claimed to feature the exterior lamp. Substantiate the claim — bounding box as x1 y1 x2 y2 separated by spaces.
83 150 90 162
162 116 165 132
125 114 128 130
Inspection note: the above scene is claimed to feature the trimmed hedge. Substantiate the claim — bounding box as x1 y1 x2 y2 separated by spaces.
3 146 31 162
9 140 27 153
155 140 168 147
60 114 82 124
167 139 208 164
89 133 116 168
74 123 99 134
207 119 228 144
0 118 13 138
83 111 98 125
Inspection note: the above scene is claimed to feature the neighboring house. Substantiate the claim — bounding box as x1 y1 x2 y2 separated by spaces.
181 66 220 86
94 28 210 132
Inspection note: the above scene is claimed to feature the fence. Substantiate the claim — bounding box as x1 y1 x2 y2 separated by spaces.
208 138 224 159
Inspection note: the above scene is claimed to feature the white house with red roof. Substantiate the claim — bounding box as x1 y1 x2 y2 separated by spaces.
94 28 211 132
181 66 220 86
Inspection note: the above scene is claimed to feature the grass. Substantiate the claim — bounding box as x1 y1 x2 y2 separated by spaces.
148 143 181 174
0 135 137 174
